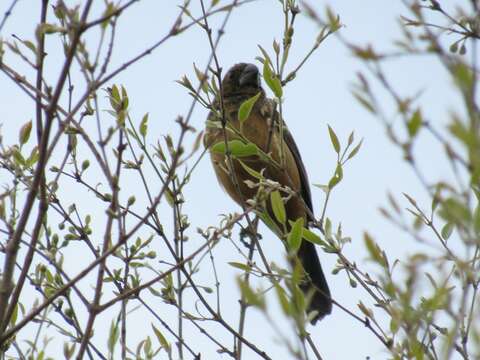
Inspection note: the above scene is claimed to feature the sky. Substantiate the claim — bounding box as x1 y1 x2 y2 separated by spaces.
0 0 467 359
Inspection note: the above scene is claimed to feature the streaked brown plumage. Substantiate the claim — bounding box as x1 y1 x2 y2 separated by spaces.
204 63 332 323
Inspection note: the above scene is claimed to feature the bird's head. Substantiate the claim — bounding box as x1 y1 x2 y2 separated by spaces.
221 63 263 99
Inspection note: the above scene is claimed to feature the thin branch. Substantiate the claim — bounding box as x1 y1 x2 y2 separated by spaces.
0 0 20 33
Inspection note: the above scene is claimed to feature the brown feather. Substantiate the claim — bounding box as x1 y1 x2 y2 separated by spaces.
204 63 332 323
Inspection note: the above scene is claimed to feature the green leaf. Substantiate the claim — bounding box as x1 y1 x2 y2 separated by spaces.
238 159 263 179
431 186 441 213
101 3 116 29
325 218 332 238
139 113 148 138
237 277 265 309
19 120 32 145
328 164 343 189
302 228 327 246
441 222 454 240
274 282 291 315
262 57 273 82
449 42 459 53
63 342 75 358
12 149 25 166
107 320 119 354
273 39 280 54
421 286 448 312
347 139 363 161
151 324 171 351
448 115 475 149
209 141 227 153
164 187 175 208
258 211 282 237
211 140 259 157
121 86 129 110
474 203 480 235
238 92 261 124
257 45 273 67
326 6 341 31
407 109 422 137
228 141 259 157
390 318 399 334
109 85 121 111
37 23 64 35
327 125 340 153
313 183 329 193
438 197 471 225
270 190 286 225
291 276 306 312
176 75 194 92
228 262 251 272
144 336 152 355
271 78 283 98
364 232 386 267
403 192 417 207
26 147 39 168
352 91 375 114
193 63 206 83
411 339 425 360
352 45 379 60
357 301 373 318
287 218 304 252
262 59 283 98
9 303 18 326
347 131 354 146
452 62 473 92
22 40 37 54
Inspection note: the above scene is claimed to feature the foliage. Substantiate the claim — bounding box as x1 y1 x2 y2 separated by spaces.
0 0 478 359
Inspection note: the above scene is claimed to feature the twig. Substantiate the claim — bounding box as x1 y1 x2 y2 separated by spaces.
0 0 20 33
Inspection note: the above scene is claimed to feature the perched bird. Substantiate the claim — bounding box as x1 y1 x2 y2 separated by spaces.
204 63 332 323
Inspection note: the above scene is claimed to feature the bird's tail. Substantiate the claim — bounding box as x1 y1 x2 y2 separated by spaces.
297 240 332 324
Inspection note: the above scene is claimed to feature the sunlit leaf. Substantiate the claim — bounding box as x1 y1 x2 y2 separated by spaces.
262 58 282 98
327 125 340 154
287 218 304 252
238 92 261 124
107 320 119 354
441 222 454 240
151 324 171 351
302 228 327 246
19 120 32 145
274 282 291 315
139 113 148 138
237 277 265 309
364 232 386 267
228 262 251 272
347 139 363 161
352 91 375 114
270 190 286 225
328 164 343 189
407 109 422 137
211 140 259 157
238 159 263 179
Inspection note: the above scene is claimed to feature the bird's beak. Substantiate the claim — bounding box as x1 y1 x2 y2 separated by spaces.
239 64 261 88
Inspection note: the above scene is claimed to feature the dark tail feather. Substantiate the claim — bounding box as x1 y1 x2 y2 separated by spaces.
297 240 332 324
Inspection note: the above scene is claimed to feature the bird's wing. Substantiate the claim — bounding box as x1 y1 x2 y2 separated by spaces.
282 124 314 218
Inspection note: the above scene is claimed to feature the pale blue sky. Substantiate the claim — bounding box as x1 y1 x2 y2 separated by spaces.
1 0 464 359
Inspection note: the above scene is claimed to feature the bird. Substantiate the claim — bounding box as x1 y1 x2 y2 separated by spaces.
203 63 332 323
